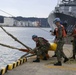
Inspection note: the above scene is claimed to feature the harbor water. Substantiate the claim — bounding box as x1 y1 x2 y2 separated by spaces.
0 27 54 68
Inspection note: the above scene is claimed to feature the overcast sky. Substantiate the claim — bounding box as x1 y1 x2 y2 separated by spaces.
0 0 58 18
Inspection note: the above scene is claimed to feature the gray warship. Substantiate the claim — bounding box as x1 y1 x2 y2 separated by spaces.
48 0 76 32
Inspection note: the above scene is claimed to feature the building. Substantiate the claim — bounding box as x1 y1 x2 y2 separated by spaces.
0 17 41 27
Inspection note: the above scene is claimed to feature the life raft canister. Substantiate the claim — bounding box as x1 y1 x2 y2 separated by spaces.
40 43 57 59
49 43 57 51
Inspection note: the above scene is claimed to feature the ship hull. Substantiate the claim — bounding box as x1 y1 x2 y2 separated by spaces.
48 12 76 30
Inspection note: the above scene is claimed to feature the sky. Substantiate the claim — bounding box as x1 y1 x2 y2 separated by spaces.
0 0 58 18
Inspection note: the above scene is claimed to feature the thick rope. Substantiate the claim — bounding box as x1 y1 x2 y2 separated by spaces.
0 43 20 50
0 26 32 50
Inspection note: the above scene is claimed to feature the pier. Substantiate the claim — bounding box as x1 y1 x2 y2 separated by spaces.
4 44 76 75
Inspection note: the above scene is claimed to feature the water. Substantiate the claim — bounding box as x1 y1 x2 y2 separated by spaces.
0 27 55 68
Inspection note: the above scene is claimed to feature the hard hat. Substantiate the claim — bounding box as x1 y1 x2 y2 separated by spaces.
53 18 61 24
32 35 38 39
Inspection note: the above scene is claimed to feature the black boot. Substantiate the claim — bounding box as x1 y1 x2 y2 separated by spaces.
33 58 40 62
73 55 75 59
64 58 69 63
43 57 47 60
54 61 62 66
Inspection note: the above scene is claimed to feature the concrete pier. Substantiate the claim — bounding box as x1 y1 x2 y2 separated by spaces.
5 44 76 75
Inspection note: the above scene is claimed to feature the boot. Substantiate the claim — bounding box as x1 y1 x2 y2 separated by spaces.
54 61 62 66
33 58 40 62
43 57 47 60
64 58 69 63
73 55 75 59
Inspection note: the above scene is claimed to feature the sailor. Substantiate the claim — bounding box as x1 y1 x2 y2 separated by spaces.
50 21 68 57
53 18 69 66
70 24 76 59
50 29 57 57
32 35 50 62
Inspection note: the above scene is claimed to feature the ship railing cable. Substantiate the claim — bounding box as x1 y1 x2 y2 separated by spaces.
38 27 51 33
0 9 14 17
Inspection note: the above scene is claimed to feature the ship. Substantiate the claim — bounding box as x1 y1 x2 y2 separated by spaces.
48 0 76 32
